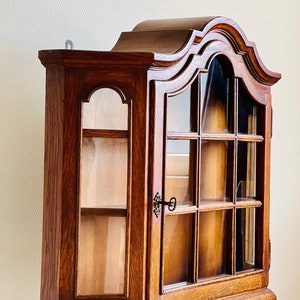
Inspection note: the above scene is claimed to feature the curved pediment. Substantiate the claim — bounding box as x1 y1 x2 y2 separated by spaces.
112 16 281 85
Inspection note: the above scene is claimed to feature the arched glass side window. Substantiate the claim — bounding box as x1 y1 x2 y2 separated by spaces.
77 88 129 296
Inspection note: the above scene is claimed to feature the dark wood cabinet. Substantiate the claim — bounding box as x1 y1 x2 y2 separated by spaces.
39 16 280 300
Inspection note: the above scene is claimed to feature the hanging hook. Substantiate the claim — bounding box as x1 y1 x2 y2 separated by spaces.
65 39 74 50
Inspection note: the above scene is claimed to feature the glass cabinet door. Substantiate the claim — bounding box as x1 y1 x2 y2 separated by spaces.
158 55 265 295
77 88 129 296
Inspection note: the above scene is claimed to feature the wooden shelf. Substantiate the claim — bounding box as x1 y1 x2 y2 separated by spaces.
83 129 128 138
236 199 262 208
199 199 234 211
81 207 127 217
201 133 235 140
237 134 263 142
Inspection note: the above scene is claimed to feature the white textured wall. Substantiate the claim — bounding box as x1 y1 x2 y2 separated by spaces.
0 0 299 299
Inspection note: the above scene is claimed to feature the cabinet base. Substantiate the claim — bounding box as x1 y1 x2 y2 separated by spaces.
219 288 276 299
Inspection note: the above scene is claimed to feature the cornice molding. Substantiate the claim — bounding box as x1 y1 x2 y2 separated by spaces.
112 16 281 85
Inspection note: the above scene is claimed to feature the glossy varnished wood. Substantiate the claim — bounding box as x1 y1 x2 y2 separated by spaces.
40 16 280 300
41 66 84 299
40 56 151 299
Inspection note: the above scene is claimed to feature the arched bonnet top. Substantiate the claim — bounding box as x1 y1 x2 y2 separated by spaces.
112 16 281 85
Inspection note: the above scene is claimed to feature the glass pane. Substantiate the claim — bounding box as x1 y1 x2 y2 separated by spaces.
167 86 191 132
200 140 232 204
77 215 126 295
165 140 195 206
238 80 260 135
237 142 257 200
236 208 256 271
201 57 233 133
198 210 231 279
163 214 194 286
83 88 128 130
81 137 128 208
200 72 208 109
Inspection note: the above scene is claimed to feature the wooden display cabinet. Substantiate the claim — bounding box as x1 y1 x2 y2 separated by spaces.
39 16 281 300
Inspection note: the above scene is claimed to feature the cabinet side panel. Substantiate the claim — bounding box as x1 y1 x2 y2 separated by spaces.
40 67 64 300
129 72 149 299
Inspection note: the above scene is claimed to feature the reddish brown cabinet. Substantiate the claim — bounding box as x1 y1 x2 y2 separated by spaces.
39 17 280 300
